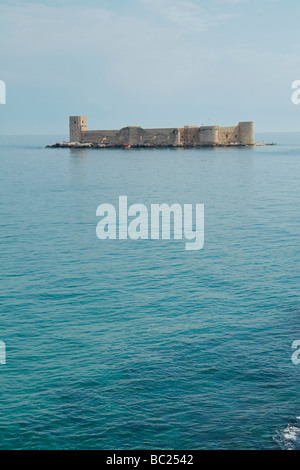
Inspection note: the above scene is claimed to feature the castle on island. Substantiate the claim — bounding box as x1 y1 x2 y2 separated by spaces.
67 117 255 148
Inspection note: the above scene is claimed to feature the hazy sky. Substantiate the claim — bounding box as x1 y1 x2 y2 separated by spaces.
1 0 300 134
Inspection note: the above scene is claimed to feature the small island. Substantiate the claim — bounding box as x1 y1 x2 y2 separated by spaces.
46 117 274 149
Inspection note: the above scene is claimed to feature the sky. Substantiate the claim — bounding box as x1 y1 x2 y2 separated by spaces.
1 0 300 134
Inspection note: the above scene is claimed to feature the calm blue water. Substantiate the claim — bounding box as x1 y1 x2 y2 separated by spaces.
0 133 299 450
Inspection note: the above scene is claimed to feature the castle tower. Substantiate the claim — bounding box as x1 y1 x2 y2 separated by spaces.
199 126 219 146
238 121 254 145
69 116 87 142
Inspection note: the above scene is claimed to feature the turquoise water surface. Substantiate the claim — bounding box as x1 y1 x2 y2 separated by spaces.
0 133 299 449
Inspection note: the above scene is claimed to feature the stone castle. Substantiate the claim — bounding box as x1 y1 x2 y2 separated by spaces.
68 116 254 148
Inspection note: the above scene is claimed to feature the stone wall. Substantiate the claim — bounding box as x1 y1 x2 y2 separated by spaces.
69 117 254 147
81 126 181 147
138 128 180 146
81 130 120 146
218 126 238 144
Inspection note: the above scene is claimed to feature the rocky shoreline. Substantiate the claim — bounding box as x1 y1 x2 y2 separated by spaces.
46 141 276 149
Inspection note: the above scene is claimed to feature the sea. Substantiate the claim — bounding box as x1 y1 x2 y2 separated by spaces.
0 132 299 450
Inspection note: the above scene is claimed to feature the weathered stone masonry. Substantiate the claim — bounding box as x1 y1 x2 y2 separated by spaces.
69 117 255 147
